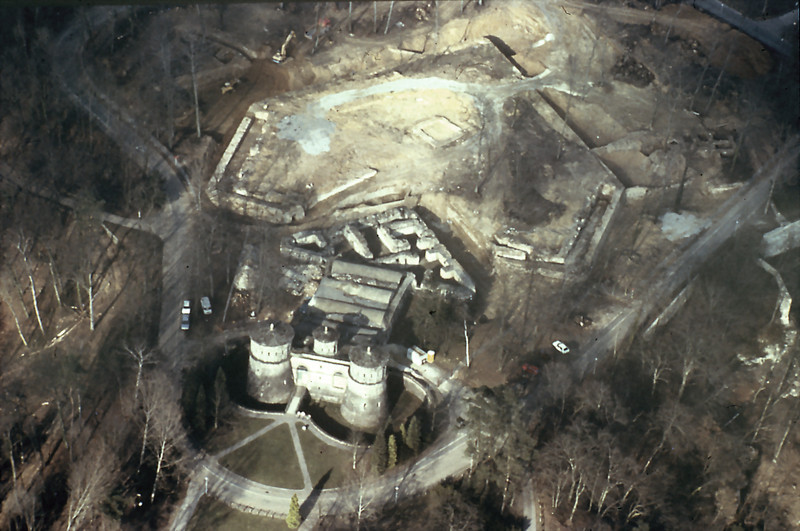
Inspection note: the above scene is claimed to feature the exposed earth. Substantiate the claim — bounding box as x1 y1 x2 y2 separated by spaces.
0 1 798 530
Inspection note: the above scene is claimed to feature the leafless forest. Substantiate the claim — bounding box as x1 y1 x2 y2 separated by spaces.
0 1 798 530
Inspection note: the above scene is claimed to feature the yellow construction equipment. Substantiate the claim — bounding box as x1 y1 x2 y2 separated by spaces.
272 30 295 64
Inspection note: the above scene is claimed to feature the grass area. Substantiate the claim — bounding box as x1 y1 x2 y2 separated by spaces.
219 423 303 489
205 417 273 455
296 424 352 489
388 392 423 430
187 496 286 531
304 400 356 439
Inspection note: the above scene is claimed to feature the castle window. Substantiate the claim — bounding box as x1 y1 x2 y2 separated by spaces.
332 372 346 389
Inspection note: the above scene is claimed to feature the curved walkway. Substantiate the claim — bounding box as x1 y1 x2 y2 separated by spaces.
169 358 468 530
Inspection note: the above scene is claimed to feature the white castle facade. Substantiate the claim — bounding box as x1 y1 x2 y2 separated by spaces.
248 321 389 430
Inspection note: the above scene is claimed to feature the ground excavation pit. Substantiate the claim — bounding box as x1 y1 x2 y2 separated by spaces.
201 0 791 374
210 77 483 216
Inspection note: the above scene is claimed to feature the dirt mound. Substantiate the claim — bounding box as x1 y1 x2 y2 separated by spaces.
446 3 549 76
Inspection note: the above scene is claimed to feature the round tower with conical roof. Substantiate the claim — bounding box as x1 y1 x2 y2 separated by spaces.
248 321 295 403
312 325 339 357
340 345 388 430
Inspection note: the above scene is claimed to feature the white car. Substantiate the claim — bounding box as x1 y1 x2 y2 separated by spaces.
552 340 570 355
181 300 191 331
200 296 212 316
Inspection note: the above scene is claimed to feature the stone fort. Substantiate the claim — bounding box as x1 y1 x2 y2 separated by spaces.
245 207 479 430
247 321 389 430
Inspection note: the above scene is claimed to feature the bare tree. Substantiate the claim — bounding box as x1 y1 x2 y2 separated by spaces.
641 400 694 474
751 353 796 444
122 343 156 403
146 375 186 503
65 440 118 531
14 230 44 334
0 402 21 492
188 38 201 139
349 457 378 531
158 28 175 149
0 273 29 346
41 353 85 464
557 54 578 160
8 478 43 531
41 239 64 308
573 380 628 427
350 429 364 471
138 371 167 471
384 1 395 35
464 386 539 512
67 189 106 332
642 345 669 395
676 354 695 402
542 362 575 419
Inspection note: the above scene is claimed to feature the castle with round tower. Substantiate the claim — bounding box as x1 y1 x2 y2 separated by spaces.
340 345 389 430
246 321 388 430
248 321 296 403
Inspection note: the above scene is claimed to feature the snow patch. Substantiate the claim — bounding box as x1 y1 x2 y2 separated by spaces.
659 212 710 241
277 114 336 155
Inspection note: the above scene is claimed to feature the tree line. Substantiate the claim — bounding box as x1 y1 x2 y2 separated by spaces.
456 233 798 529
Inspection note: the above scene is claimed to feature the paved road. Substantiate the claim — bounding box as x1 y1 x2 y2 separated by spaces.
53 7 199 368
169 371 472 529
564 0 798 58
522 481 542 531
691 0 798 57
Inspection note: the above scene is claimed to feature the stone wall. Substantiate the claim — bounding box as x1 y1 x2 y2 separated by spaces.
290 353 349 404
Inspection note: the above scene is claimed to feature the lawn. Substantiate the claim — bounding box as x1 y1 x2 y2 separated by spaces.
297 424 353 489
187 496 287 531
219 423 304 489
388 391 423 430
205 417 274 455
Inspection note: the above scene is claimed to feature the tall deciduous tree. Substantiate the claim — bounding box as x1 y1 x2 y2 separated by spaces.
138 371 165 472
14 230 44 334
0 272 29 346
188 37 201 139
123 343 155 403
464 386 540 512
8 478 42 531
68 189 106 332
65 440 118 531
144 373 185 503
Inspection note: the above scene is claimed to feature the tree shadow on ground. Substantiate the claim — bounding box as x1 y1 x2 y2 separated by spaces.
300 468 331 518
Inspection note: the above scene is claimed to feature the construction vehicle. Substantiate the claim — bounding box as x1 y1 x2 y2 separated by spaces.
304 18 331 40
521 363 540 377
272 30 295 64
220 78 239 95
